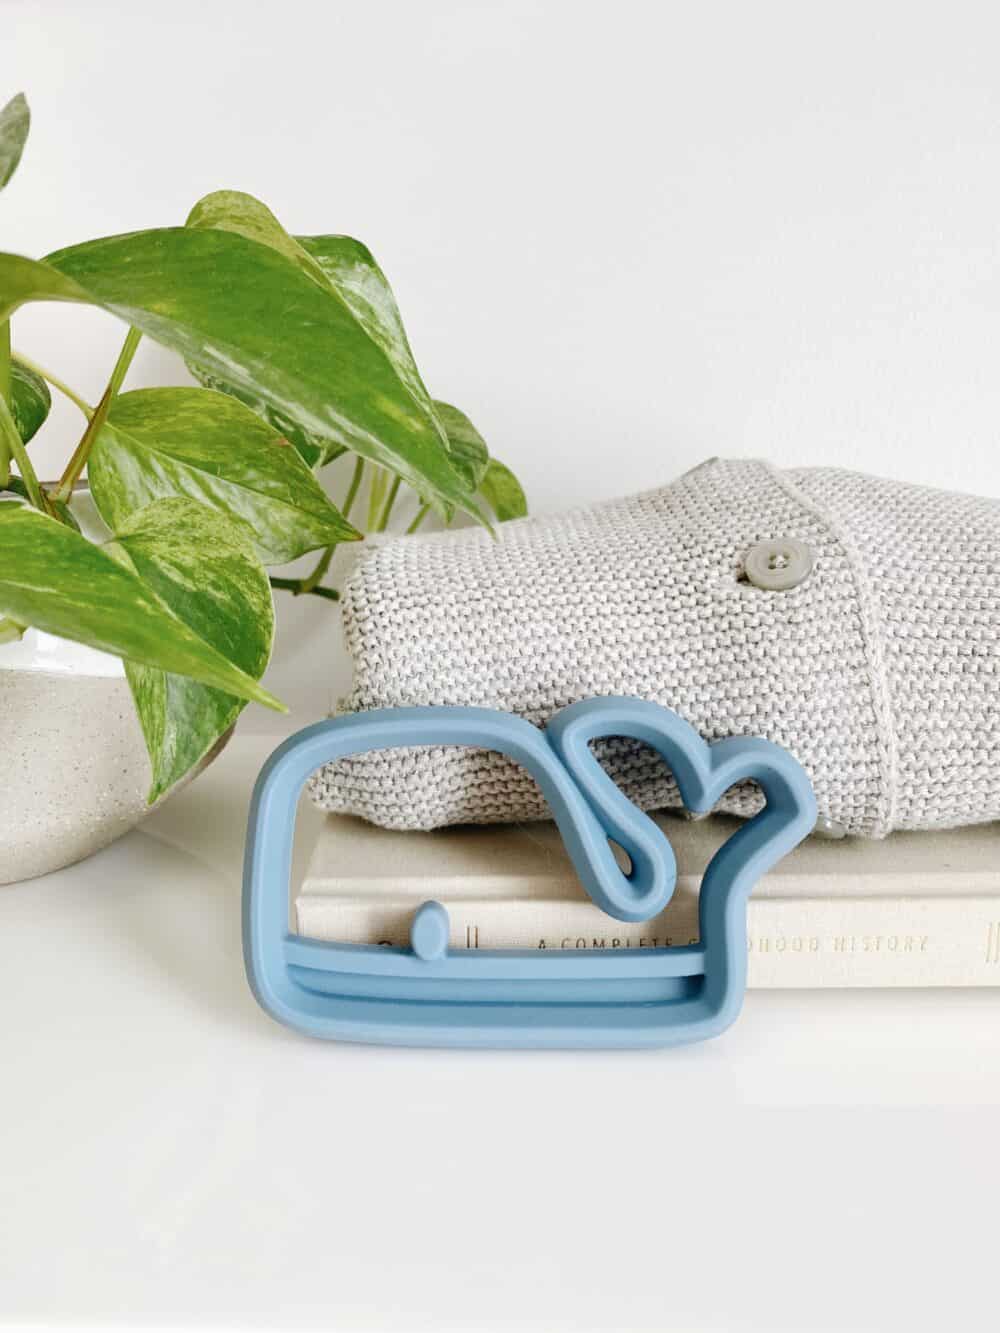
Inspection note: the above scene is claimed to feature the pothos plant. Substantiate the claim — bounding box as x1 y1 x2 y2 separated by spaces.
0 93 526 802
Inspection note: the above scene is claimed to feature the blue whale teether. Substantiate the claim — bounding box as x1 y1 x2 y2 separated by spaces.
243 696 816 1048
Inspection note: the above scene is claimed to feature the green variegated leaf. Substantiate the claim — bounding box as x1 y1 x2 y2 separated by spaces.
297 232 436 424
185 364 345 468
186 189 323 275
433 401 489 492
0 252 90 318
479 458 528 522
90 386 360 565
184 192 458 479
108 498 275 801
0 93 29 191
183 192 348 465
0 499 282 710
0 228 484 522
9 358 50 443
187 195 435 412
416 402 492 524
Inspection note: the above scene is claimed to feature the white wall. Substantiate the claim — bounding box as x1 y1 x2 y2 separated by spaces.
6 0 1000 725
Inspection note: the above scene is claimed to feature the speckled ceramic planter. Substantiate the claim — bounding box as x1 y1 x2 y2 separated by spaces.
0 630 155 883
0 494 228 885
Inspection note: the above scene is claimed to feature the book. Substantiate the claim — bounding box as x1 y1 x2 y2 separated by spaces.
295 812 1000 988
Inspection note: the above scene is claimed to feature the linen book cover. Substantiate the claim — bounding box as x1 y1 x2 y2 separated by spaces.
296 813 1000 988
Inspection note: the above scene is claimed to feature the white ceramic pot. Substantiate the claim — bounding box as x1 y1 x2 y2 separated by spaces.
0 494 227 885
0 628 157 883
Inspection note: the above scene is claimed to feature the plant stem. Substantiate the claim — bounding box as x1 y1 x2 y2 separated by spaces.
298 544 336 595
0 392 47 511
268 577 341 603
0 320 10 487
342 455 366 521
106 326 142 397
53 326 141 503
375 474 402 532
297 456 366 594
12 351 94 419
366 465 388 531
406 502 431 534
0 320 10 403
270 455 367 602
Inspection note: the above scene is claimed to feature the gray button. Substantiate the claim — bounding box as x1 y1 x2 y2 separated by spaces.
744 538 814 591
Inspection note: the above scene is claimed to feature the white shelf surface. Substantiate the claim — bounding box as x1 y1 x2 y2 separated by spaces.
2 735 999 1332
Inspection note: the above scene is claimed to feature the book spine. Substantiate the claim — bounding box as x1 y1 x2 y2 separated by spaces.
295 894 1000 988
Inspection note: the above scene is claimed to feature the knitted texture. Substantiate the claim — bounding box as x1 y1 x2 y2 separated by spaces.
309 458 1000 837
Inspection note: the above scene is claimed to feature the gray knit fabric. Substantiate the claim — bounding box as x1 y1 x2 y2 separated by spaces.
309 458 1000 838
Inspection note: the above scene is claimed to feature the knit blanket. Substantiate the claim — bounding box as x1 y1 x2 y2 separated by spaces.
310 458 1000 838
